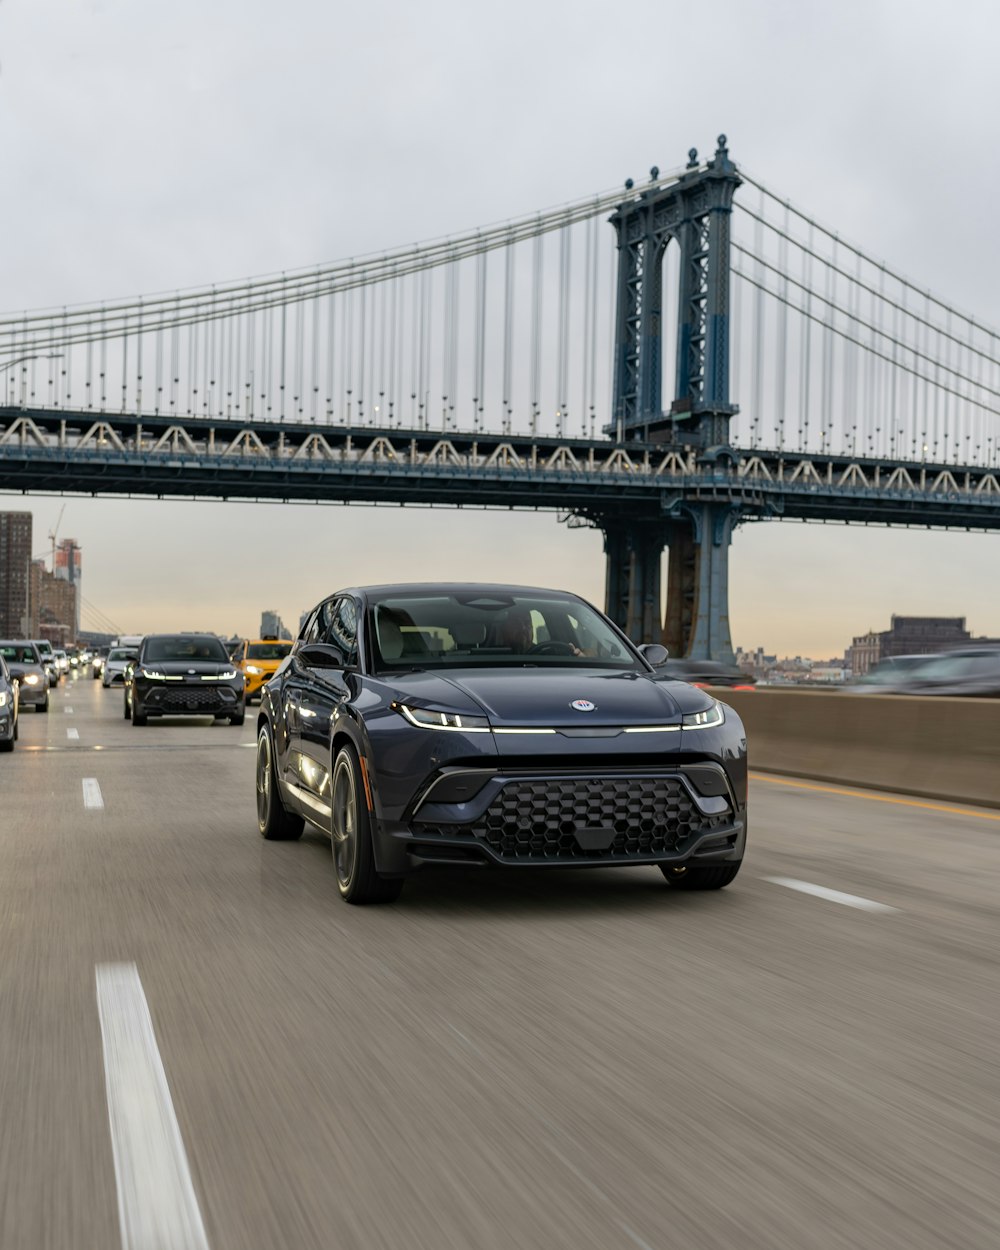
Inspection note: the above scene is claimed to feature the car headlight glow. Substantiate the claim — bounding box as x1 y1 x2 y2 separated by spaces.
246 665 263 675
23 674 41 686
393 702 490 732
0 690 7 706
140 668 166 680
682 702 725 730
201 669 239 681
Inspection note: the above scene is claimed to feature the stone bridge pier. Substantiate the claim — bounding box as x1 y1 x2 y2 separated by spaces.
600 503 739 663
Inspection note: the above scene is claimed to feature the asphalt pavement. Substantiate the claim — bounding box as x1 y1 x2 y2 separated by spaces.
1 672 998 1249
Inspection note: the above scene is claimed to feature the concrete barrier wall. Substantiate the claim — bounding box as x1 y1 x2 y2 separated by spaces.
712 688 1000 809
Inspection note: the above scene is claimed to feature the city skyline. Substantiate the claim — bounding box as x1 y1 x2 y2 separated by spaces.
4 501 997 657
2 2 1000 652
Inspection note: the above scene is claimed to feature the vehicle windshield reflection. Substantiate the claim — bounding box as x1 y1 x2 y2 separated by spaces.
368 593 636 673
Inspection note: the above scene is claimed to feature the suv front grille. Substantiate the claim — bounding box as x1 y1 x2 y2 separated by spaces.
149 687 234 712
414 775 729 861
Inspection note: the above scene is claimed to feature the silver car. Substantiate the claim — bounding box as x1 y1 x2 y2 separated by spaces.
0 654 18 750
102 646 139 687
0 641 49 712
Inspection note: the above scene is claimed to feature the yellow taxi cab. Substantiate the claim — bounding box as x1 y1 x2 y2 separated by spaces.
233 635 293 704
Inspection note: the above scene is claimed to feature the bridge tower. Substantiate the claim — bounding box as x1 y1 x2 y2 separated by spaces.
600 136 742 661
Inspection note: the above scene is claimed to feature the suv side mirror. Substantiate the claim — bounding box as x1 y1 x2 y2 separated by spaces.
299 643 346 670
638 643 669 668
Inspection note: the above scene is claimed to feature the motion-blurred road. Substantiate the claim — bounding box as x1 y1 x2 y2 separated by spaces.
1 674 997 1249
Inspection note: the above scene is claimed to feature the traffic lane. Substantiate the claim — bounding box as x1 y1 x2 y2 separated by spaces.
1 717 998 1248
747 772 1000 929
0 694 255 1250
108 837 1000 1250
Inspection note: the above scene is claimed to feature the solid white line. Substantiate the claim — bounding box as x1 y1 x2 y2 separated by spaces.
67 727 80 740
65 706 74 714
96 963 211 1250
763 876 898 913
82 778 104 809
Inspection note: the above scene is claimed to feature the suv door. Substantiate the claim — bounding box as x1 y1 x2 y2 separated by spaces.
283 598 359 823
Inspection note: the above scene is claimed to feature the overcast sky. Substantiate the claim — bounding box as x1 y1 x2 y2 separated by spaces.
2 0 999 653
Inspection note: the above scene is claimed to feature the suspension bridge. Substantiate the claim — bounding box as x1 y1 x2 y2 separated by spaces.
3 136 999 659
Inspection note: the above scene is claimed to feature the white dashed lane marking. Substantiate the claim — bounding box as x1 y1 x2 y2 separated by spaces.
82 778 104 809
763 876 898 913
66 728 80 740
96 963 211 1250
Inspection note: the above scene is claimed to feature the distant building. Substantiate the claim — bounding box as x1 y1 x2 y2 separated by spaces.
848 615 972 675
848 630 883 676
54 538 82 637
0 511 32 636
260 610 292 641
733 646 775 680
30 559 77 646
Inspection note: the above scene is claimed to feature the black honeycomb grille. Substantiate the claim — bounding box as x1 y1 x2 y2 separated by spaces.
415 775 728 861
151 687 232 712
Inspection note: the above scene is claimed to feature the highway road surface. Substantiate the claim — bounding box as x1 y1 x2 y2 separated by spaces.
1 673 998 1249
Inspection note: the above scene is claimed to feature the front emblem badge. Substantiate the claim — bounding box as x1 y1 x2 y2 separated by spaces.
571 699 596 712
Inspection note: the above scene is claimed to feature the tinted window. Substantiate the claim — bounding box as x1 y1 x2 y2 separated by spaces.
367 592 632 671
143 637 230 663
299 608 323 646
324 598 358 665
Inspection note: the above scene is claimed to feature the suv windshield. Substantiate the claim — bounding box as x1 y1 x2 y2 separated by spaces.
144 637 230 663
368 592 636 671
247 642 292 660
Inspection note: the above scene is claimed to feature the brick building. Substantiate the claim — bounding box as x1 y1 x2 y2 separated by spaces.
29 560 77 646
848 616 972 676
0 511 33 636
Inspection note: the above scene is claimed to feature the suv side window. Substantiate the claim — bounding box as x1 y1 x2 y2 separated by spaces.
324 597 359 667
299 606 324 646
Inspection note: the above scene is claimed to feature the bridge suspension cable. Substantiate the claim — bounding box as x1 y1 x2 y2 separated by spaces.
730 172 1000 466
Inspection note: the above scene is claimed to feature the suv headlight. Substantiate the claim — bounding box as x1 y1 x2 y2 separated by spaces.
682 702 725 730
246 665 263 675
393 702 490 732
23 674 41 686
140 668 166 680
0 690 7 707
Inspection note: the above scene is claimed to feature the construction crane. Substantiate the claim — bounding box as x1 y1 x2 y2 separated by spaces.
48 504 66 573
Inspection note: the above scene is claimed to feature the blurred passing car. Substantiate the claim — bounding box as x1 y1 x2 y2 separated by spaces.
102 646 139 687
0 653 18 750
654 657 757 689
0 641 49 712
125 633 245 725
255 583 748 904
843 654 932 693
893 647 1000 697
233 636 293 704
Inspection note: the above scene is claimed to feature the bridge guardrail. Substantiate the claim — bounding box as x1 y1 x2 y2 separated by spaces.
713 688 1000 810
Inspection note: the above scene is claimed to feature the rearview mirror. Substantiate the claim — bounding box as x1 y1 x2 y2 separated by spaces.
299 643 346 670
638 643 669 667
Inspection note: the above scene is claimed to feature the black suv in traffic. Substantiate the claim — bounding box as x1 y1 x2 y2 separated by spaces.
125 634 245 726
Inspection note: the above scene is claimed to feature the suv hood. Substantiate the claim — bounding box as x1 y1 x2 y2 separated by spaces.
401 667 685 728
